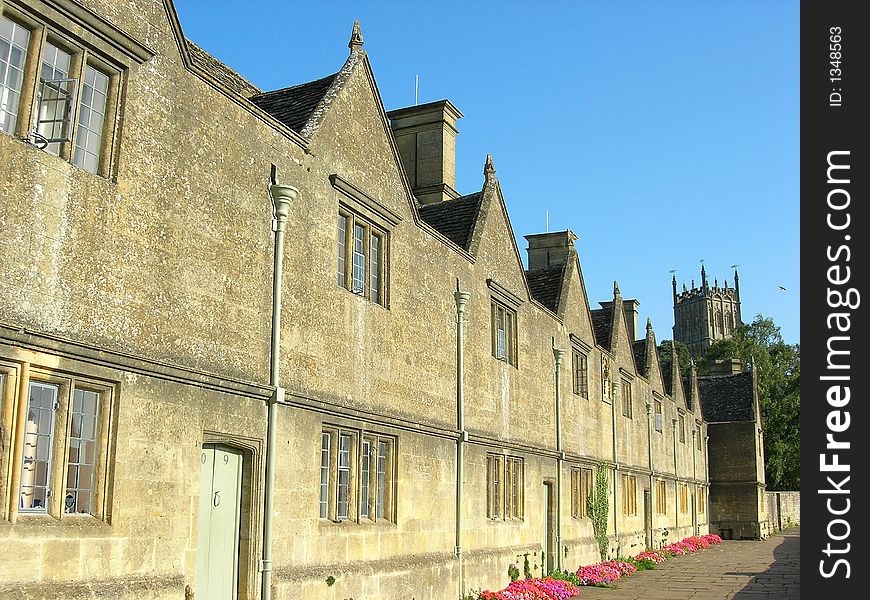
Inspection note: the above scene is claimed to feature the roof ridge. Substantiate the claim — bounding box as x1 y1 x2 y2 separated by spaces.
185 38 261 96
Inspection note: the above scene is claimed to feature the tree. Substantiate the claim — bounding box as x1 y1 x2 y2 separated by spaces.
701 315 800 490
658 339 693 378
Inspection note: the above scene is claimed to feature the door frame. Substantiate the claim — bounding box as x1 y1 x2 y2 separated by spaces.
200 432 263 600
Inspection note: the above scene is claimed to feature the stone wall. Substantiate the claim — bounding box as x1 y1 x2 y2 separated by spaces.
766 491 800 532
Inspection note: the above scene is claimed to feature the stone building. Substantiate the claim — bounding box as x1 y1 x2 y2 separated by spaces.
672 266 742 357
1 1 711 599
699 360 769 540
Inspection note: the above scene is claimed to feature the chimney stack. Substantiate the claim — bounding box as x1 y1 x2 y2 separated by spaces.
524 230 577 271
387 100 463 204
707 358 743 376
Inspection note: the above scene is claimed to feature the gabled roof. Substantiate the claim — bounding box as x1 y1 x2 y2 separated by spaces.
418 192 482 251
186 39 261 97
250 73 339 134
698 372 755 422
526 263 567 314
632 339 647 375
590 307 612 348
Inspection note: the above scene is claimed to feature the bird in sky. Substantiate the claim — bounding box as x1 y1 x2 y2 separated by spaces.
779 286 787 291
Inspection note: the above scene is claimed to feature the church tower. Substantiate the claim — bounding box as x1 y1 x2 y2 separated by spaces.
673 265 742 357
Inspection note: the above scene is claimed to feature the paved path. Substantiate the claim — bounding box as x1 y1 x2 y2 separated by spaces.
573 527 800 600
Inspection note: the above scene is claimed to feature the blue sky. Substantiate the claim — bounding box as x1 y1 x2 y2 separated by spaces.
175 0 800 345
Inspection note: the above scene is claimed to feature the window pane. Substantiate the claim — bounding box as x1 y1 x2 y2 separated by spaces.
337 434 350 519
360 440 370 518
38 43 73 155
370 233 380 304
0 16 30 134
73 66 110 173
337 215 347 288
319 433 330 518
352 225 365 294
376 441 387 519
20 383 57 512
65 389 100 514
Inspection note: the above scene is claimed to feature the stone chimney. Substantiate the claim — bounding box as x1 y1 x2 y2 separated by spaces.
524 230 577 271
599 298 640 341
387 100 463 204
707 358 743 376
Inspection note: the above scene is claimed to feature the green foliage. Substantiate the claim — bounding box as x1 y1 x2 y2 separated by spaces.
462 589 482 600
586 462 611 561
522 553 532 579
508 563 520 582
659 340 693 377
700 314 800 490
325 575 335 586
627 556 657 571
546 569 581 586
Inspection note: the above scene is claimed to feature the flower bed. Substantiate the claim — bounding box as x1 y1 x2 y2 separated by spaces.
474 534 722 598
478 577 580 600
574 533 723 587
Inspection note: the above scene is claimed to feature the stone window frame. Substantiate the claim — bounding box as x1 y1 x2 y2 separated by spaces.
490 298 518 367
621 473 637 516
654 478 667 515
0 0 152 179
620 378 633 419
570 465 593 519
571 347 589 398
319 425 396 524
331 174 400 309
678 482 689 514
336 208 389 307
486 453 524 520
654 398 663 432
0 363 116 523
678 411 686 444
697 485 706 514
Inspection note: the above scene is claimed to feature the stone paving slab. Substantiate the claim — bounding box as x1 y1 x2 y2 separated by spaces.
571 527 799 600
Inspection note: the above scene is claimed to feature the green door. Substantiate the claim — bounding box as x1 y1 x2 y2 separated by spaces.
196 446 243 600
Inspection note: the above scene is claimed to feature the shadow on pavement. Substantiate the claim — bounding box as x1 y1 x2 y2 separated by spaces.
731 528 800 600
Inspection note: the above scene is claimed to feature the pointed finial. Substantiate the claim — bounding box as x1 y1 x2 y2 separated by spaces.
682 283 687 292
613 281 621 298
700 261 707 287
484 153 495 178
691 279 695 288
646 317 653 331
714 278 718 288
348 20 364 53
724 278 729 288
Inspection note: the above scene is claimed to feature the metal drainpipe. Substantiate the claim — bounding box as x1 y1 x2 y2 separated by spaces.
692 429 698 535
261 181 298 600
610 380 618 548
553 346 565 572
454 288 469 600
645 401 653 548
672 418 678 532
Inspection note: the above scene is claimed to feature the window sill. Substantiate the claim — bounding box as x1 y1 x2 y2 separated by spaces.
1 132 112 182
1 513 111 534
318 517 395 528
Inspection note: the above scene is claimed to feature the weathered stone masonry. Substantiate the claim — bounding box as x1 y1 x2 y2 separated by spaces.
0 2 766 599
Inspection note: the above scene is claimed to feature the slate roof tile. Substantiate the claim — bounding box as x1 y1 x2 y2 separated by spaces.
698 372 755 422
250 73 338 133
526 264 566 314
186 39 261 97
590 307 612 348
417 192 482 250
